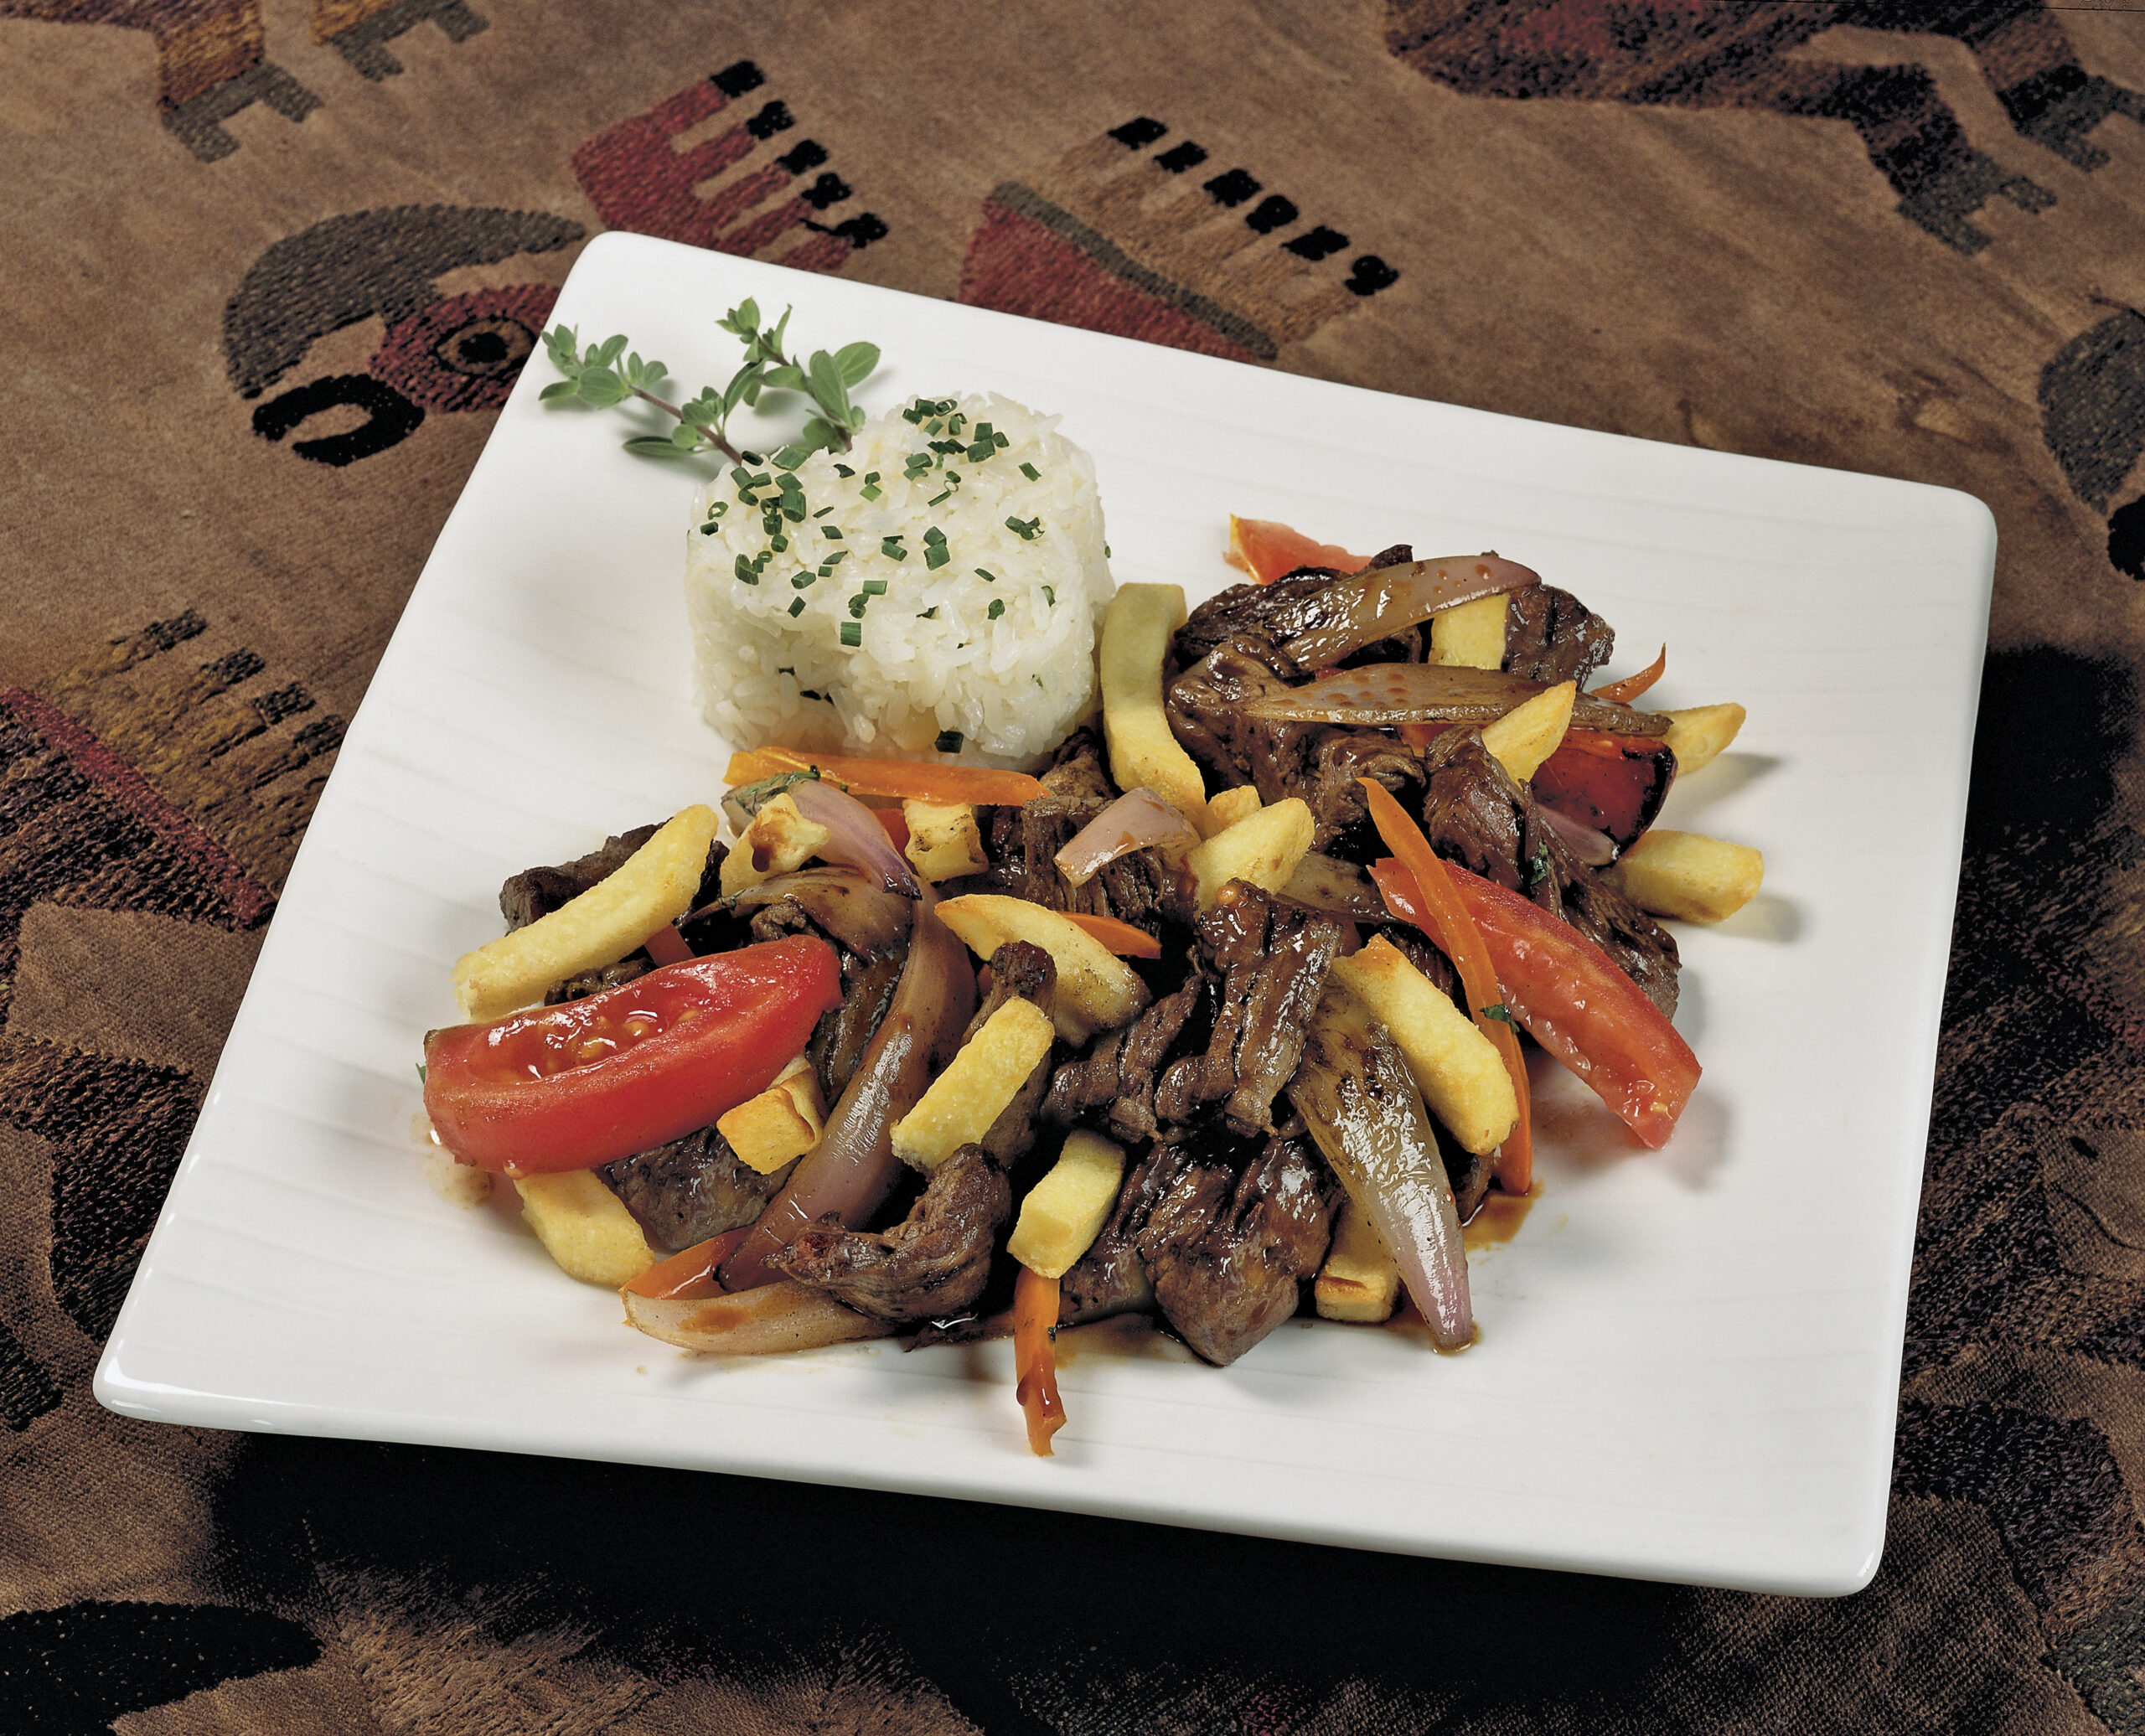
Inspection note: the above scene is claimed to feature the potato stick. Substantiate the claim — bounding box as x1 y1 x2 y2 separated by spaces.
453 805 719 1020
1008 1131 1126 1278
1604 830 1764 922
716 1055 826 1174
1429 593 1507 669
1660 704 1745 775
936 894 1151 1041
902 798 988 881
1186 797 1315 911
1479 680 1575 783
720 792 831 897
1330 936 1518 1156
1315 1198 1400 1323
1099 583 1210 832
891 996 1057 1169
1204 785 1264 832
514 1170 656 1287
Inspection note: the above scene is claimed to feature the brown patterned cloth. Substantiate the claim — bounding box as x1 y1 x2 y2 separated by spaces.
3 2 2143 1729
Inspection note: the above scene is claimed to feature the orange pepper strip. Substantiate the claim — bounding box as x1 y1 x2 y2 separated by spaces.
1060 911 1164 958
623 1227 751 1300
724 747 1047 807
1357 779 1533 1194
1012 1263 1066 1456
1591 645 1667 705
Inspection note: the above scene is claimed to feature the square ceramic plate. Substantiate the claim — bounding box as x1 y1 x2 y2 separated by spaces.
96 230 1993 1596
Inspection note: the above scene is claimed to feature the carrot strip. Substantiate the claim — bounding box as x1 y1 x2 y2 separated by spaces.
1357 779 1533 1194
725 747 1047 807
1060 911 1164 958
1013 1263 1066 1456
623 1227 751 1300
1591 646 1667 705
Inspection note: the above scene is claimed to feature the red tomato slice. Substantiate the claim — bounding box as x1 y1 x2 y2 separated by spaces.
1531 730 1676 854
423 935 842 1173
1224 516 1373 585
1397 860 1700 1148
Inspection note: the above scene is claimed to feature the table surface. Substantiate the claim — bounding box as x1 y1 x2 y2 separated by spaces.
4 4 2144 1732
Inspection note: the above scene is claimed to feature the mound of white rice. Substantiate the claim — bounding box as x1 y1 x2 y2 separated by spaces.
686 391 1113 767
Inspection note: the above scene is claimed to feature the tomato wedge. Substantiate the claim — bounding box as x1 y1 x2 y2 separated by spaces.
423 935 842 1173
1224 515 1373 585
1376 858 1700 1149
723 747 1046 807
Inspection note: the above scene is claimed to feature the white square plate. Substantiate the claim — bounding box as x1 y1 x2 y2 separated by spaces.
96 230 1993 1596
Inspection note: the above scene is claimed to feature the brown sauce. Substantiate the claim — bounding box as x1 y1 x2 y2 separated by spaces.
1462 1185 1538 1251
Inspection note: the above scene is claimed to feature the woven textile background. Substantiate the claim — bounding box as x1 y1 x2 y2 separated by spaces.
4 2 2145 1730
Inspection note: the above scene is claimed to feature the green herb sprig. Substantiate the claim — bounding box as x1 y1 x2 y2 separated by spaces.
540 300 880 471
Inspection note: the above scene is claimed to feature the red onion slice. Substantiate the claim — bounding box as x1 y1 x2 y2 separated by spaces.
1281 553 1540 669
788 778 921 896
1538 802 1617 866
1053 787 1200 886
1239 664 1671 735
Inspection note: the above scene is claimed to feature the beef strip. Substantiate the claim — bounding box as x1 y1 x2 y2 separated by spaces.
1166 633 1424 851
500 824 661 931
771 1145 1010 1321
1132 1122 1338 1366
809 946 906 1105
1418 726 1679 1015
1057 1146 1174 1326
1155 885 1343 1138
975 730 1171 932
1503 585 1615 686
602 1125 792 1252
1043 969 1207 1144
545 958 649 1005
966 941 1058 1166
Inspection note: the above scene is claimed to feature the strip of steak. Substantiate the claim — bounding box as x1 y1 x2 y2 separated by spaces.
602 1126 792 1252
1132 1124 1338 1366
1503 585 1615 686
1043 969 1207 1144
977 731 1169 932
1155 886 1342 1138
1173 544 1415 665
1419 726 1679 1016
1057 1147 1174 1326
772 1145 1010 1321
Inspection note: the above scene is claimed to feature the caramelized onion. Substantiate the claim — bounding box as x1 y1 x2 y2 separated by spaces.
1288 982 1472 1350
623 1279 897 1353
1054 788 1200 887
720 866 912 957
1280 553 1539 669
1241 664 1672 736
1538 803 1616 866
719 884 976 1292
788 778 921 896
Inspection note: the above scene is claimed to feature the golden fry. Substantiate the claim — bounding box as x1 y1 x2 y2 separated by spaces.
514 1170 656 1287
1329 935 1517 1156
1007 1130 1126 1278
453 805 720 1020
1315 1198 1400 1323
891 995 1057 1169
1661 703 1746 775
1479 679 1575 782
1605 829 1764 922
1099 584 1209 832
902 799 989 881
1429 594 1507 669
1186 797 1315 912
716 1056 826 1175
1204 785 1264 833
719 792 831 898
936 894 1151 1041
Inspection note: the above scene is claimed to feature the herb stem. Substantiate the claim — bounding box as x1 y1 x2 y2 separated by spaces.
628 385 744 464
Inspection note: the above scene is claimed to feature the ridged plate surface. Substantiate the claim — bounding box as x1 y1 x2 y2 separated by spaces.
96 230 1994 1595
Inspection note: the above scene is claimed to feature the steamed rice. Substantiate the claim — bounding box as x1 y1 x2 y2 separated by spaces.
686 392 1112 768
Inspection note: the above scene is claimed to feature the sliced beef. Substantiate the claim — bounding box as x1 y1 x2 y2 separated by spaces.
739 870 917 1107
1043 969 1207 1144
967 941 1058 1167
1057 1146 1176 1326
545 958 650 1005
500 824 661 932
1503 585 1615 687
1419 726 1679 1016
1155 886 1343 1138
602 1126 791 1252
1133 1124 1338 1366
809 946 906 1105
977 730 1171 933
771 1145 1010 1321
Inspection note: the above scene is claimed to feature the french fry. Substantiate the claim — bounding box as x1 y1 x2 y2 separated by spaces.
1315 1198 1400 1323
1007 1130 1126 1278
1099 583 1209 833
891 996 1057 1169
453 805 720 1020
719 792 832 897
1282 850 1382 919
1429 594 1507 669
1479 679 1575 783
1186 797 1315 912
1204 785 1264 833
1329 935 1517 1156
902 798 988 881
716 1055 826 1175
1661 703 1745 775
935 894 1152 1041
514 1170 656 1287
1604 829 1764 922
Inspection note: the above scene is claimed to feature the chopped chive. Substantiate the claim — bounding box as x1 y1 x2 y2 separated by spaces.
1005 515 1041 540
792 571 816 588
1042 585 1056 605
923 527 947 545
822 525 843 539
925 545 950 570
924 418 943 435
833 463 855 478
1019 462 1041 481
987 598 1005 620
974 567 997 582
824 548 849 566
848 593 869 617
935 730 964 752
787 597 806 617
733 555 758 584
881 537 907 561
918 606 938 619
1104 544 1112 557
813 505 834 519
926 490 950 506
993 431 1009 449
862 579 888 595
770 534 788 552
861 484 881 500
698 522 721 535
840 621 861 646
1033 674 1044 688
731 465 754 488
